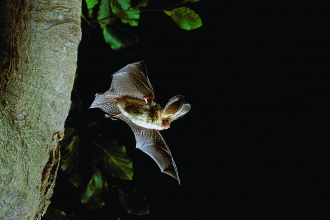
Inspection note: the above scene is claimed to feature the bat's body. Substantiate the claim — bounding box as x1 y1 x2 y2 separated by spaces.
90 61 190 184
115 96 164 130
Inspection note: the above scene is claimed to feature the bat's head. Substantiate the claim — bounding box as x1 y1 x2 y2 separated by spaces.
161 95 191 129
161 119 170 129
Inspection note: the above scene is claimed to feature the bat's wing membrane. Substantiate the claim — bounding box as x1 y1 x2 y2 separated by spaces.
90 95 120 115
90 94 120 115
90 61 153 115
105 61 155 101
116 114 180 183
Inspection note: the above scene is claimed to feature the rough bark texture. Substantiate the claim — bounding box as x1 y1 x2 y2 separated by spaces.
0 0 81 219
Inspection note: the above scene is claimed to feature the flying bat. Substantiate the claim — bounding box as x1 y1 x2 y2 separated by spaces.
90 61 190 184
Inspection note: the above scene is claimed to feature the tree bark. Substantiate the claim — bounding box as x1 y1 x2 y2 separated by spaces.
0 0 81 219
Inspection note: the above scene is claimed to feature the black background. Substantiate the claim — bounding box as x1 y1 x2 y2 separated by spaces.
51 1 329 219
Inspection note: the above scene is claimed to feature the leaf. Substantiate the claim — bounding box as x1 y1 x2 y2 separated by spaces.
133 0 148 8
60 128 81 187
81 167 108 210
109 0 128 19
102 25 138 50
165 7 202 30
93 139 133 180
110 0 141 26
98 0 116 28
42 208 68 220
86 0 99 17
111 0 130 13
118 9 140 26
116 187 150 215
86 0 99 9
119 0 149 26
189 0 200 2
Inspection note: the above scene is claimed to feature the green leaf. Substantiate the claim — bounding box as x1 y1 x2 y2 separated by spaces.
102 25 138 50
118 9 140 26
116 187 150 215
86 0 99 17
81 167 108 210
86 0 99 9
189 0 200 2
60 128 81 187
98 0 116 28
166 7 202 30
42 208 68 220
97 0 146 29
109 0 127 16
119 0 148 26
93 139 133 180
111 0 130 12
133 0 148 8
110 0 141 26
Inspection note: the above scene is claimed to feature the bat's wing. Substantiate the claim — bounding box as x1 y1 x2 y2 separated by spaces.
104 61 155 102
116 114 180 184
90 95 120 115
90 61 153 114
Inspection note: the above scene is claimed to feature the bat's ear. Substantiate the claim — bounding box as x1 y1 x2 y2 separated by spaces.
162 95 191 121
170 103 191 121
162 95 185 118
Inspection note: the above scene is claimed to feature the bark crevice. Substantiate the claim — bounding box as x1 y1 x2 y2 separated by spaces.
35 137 61 218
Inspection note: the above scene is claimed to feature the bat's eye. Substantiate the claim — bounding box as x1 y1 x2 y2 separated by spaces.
162 120 170 129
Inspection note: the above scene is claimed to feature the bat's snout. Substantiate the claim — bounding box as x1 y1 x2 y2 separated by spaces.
162 120 170 129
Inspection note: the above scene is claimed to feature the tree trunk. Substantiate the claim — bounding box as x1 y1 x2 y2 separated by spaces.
0 0 81 219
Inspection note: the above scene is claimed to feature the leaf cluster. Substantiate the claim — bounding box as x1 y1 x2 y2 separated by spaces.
82 0 202 50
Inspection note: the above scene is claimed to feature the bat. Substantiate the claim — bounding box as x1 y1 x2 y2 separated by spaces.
90 61 190 184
